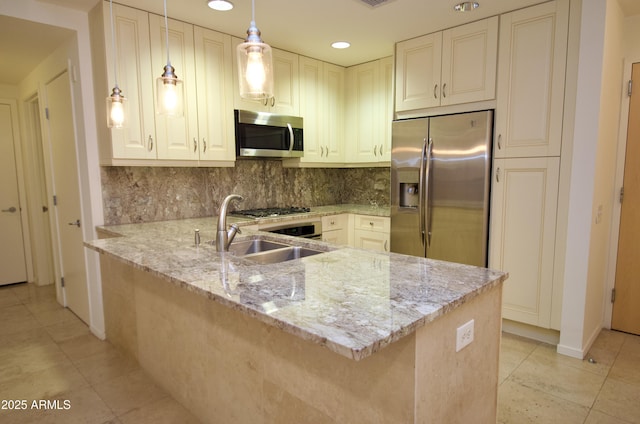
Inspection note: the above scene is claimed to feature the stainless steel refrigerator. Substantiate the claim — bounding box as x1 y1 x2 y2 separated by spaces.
390 110 493 267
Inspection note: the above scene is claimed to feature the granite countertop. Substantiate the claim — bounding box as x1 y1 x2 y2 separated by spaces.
87 204 507 361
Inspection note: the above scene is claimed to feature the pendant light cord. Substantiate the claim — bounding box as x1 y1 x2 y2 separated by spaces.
163 0 171 66
251 0 255 22
109 0 119 88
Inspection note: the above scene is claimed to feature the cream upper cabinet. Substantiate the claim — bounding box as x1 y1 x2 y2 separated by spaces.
395 17 498 112
90 2 234 165
489 157 560 328
296 57 345 164
149 14 199 161
232 37 300 116
345 57 393 164
90 2 156 162
494 0 569 158
193 26 235 163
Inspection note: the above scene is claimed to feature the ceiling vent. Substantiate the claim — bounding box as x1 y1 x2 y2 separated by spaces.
357 0 396 8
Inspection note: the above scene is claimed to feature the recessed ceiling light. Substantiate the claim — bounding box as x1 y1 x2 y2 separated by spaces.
454 2 479 12
207 0 233 11
331 41 351 49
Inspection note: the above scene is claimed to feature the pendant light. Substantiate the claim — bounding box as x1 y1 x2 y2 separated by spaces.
106 0 128 128
236 0 273 100
156 0 184 116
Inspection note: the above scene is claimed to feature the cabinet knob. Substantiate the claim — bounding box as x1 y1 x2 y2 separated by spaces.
433 84 438 99
496 167 501 183
497 134 502 150
203 138 207 153
374 145 378 156
193 138 198 153
369 221 374 226
442 83 447 98
148 135 154 151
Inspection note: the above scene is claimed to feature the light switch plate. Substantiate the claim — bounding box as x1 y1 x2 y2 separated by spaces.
456 319 474 352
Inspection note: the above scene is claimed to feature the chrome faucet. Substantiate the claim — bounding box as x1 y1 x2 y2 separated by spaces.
216 194 244 252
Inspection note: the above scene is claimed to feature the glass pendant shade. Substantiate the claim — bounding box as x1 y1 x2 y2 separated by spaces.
156 64 184 116
237 20 273 100
106 86 128 128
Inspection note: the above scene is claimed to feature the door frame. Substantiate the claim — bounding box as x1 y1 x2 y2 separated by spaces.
605 58 640 329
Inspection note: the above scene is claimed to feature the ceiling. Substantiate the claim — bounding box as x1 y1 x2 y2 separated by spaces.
2 0 640 85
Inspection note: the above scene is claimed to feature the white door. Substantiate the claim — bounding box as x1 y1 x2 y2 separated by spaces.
0 100 28 286
45 72 90 323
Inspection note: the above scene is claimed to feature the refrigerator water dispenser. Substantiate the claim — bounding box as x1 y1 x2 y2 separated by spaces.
399 183 419 208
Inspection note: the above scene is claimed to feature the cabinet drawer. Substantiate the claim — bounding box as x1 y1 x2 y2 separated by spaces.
353 215 390 232
322 214 349 231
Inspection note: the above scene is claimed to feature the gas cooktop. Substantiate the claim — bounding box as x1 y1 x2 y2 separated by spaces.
231 207 311 218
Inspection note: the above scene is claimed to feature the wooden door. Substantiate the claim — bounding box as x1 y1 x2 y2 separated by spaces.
612 62 640 335
0 100 28 286
45 72 90 324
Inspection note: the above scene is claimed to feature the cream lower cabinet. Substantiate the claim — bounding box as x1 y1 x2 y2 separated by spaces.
321 214 349 245
494 0 569 158
395 17 498 112
345 57 393 164
489 157 560 328
352 215 390 253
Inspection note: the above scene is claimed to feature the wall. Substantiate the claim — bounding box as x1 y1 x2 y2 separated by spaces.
583 0 624 344
101 162 390 225
624 15 640 58
559 0 627 358
558 0 606 358
2 0 106 338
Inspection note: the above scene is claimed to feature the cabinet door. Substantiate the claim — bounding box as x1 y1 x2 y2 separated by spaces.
395 32 442 111
489 157 559 328
149 14 198 161
232 39 299 115
379 56 393 162
298 56 323 162
440 17 498 106
193 26 235 162
271 48 299 115
346 61 380 162
353 230 390 252
324 63 345 162
494 0 568 158
104 3 156 159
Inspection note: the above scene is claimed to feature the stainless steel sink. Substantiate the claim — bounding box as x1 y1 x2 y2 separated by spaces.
242 246 324 265
228 239 290 256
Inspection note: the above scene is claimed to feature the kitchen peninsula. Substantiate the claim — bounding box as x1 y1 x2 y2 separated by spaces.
87 207 507 424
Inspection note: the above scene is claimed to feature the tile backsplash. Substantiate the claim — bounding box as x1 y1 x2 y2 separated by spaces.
101 160 390 225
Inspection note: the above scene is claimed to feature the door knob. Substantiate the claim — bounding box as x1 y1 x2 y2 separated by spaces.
68 219 81 227
2 206 17 213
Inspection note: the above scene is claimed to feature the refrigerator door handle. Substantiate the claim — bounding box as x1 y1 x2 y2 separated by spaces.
424 138 433 249
418 138 428 248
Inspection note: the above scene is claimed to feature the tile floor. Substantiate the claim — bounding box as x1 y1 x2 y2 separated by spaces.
0 282 638 424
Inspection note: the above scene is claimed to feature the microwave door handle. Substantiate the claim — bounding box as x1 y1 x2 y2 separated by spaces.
287 123 294 153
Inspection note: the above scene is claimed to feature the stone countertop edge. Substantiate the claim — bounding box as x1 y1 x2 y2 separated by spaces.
87 205 508 361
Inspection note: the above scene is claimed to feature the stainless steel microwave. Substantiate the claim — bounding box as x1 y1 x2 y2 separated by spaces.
234 109 304 158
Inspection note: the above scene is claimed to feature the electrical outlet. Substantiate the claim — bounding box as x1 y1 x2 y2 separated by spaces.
456 319 474 352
